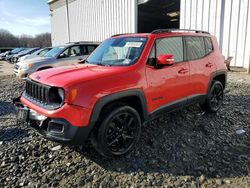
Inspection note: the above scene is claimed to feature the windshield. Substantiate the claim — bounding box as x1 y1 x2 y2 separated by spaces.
15 48 25 53
44 46 65 58
11 48 20 53
33 48 50 56
86 37 147 66
19 49 31 55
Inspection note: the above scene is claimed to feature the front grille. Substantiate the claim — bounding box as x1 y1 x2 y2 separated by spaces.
25 79 50 105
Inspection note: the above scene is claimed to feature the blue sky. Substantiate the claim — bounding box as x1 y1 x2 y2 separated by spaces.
0 0 50 36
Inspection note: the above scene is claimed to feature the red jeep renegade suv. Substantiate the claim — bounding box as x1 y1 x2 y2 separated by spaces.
15 29 227 157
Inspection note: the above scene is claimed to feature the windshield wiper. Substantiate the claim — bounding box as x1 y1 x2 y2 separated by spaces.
96 62 111 66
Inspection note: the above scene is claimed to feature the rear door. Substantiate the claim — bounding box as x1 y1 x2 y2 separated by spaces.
145 36 191 112
186 36 216 97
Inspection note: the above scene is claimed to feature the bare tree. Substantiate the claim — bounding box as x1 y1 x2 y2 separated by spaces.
0 29 20 47
0 29 51 48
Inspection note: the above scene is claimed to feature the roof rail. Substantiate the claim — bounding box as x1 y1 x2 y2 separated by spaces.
112 33 134 37
151 28 210 35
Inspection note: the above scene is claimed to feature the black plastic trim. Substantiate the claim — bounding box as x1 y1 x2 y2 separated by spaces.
207 70 228 92
89 89 148 124
149 97 187 118
30 118 91 145
148 94 207 120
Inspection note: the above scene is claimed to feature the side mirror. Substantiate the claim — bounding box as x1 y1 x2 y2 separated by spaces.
156 54 174 66
59 53 67 58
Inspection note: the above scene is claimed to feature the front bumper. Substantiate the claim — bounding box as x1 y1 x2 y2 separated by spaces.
14 68 28 79
14 97 93 145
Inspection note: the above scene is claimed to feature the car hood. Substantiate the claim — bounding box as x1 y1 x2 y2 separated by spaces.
20 56 54 64
29 64 129 88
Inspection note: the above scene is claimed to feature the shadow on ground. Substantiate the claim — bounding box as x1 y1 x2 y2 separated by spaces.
0 127 29 142
74 94 250 179
0 101 16 116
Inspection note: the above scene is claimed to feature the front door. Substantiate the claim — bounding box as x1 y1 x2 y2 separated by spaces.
145 36 190 113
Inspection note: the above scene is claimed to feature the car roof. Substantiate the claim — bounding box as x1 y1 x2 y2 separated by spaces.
65 41 100 46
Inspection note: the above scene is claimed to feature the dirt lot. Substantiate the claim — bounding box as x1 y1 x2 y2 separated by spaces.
0 61 14 76
0 61 250 187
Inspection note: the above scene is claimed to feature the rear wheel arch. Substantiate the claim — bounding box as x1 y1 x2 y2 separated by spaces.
208 70 227 92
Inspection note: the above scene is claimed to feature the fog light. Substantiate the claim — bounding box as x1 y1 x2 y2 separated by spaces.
48 121 64 134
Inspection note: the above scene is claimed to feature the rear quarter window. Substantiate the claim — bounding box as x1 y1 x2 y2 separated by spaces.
185 37 206 61
204 37 213 55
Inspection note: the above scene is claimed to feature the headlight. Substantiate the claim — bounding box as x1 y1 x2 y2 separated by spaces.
48 87 65 104
58 88 65 101
20 63 32 70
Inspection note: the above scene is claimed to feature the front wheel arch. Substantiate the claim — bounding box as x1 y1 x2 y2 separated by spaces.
37 66 53 71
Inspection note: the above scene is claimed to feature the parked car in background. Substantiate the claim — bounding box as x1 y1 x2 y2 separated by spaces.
14 42 99 79
6 48 27 62
11 48 40 63
18 47 52 62
1 48 20 60
0 48 13 53
0 51 10 60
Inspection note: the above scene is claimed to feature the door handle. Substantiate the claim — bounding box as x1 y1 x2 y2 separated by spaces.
178 68 188 74
206 62 213 67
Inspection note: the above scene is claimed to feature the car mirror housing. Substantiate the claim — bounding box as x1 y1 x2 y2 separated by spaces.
156 54 174 66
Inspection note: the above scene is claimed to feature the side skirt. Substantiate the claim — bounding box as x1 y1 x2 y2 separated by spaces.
147 94 207 121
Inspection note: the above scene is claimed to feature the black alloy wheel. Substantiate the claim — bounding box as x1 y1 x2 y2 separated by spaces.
201 81 224 113
94 106 141 157
209 82 223 110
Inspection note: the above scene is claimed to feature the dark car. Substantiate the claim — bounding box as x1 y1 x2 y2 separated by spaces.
11 48 40 63
0 48 13 53
0 48 19 61
6 48 27 62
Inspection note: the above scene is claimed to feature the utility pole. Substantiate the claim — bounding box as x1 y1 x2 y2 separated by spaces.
248 54 250 74
219 0 225 52
65 0 70 43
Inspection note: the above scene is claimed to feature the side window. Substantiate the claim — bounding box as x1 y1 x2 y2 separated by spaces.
69 45 81 57
185 37 206 60
87 45 96 54
59 48 70 58
147 44 156 66
156 37 184 63
204 37 213 55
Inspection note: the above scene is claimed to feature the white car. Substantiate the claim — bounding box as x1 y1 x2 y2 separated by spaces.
14 42 99 79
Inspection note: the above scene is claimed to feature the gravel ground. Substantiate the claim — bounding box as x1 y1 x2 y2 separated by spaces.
0 71 250 188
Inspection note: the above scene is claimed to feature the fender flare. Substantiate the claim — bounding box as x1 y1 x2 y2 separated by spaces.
207 69 227 93
89 89 148 126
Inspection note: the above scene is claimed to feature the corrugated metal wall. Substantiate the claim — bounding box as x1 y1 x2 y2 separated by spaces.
50 0 137 45
50 3 69 45
180 0 250 69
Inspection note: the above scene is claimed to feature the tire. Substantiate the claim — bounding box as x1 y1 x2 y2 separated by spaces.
200 81 224 113
93 105 141 157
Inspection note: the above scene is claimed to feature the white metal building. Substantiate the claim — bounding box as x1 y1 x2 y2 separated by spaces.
48 0 250 69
